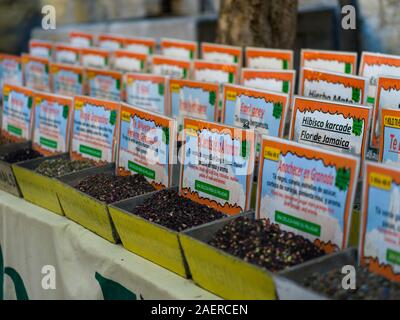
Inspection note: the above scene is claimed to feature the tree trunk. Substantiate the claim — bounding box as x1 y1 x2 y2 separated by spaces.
217 0 298 49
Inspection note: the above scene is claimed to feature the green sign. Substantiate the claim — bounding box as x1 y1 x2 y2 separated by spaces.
79 144 102 158
195 180 229 201
275 211 321 237
128 161 155 179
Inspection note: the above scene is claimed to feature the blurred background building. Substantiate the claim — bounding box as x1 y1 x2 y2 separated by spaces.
0 0 399 55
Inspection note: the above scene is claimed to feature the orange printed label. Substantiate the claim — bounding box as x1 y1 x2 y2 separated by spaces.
71 96 120 163
180 117 255 215
360 162 400 282
201 42 242 65
98 34 125 50
29 39 53 59
300 68 368 104
86 68 123 102
117 103 176 189
257 136 359 252
1 84 35 143
193 60 239 84
222 83 288 139
290 97 371 164
22 54 51 92
69 31 94 47
379 108 400 164
245 47 293 70
371 76 400 148
113 49 147 73
152 55 191 79
301 49 357 74
32 92 73 156
123 37 156 55
80 48 110 68
161 38 198 60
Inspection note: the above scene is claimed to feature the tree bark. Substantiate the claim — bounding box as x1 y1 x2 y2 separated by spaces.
217 0 298 49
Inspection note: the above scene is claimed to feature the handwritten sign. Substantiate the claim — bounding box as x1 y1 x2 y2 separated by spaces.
160 38 197 60
29 39 53 59
80 47 110 69
151 55 191 79
71 96 120 163
123 37 155 55
69 31 94 48
54 43 81 65
359 52 400 106
125 73 167 115
371 75 400 149
257 136 359 252
201 42 242 66
300 49 357 74
299 68 368 104
245 47 293 70
32 92 73 156
169 79 219 130
22 54 50 92
1 84 34 142
117 103 176 189
360 162 400 282
113 50 147 73
50 63 85 96
222 84 288 140
180 118 255 215
290 96 371 159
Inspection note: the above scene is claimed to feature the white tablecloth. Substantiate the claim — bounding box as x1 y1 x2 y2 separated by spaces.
0 190 218 300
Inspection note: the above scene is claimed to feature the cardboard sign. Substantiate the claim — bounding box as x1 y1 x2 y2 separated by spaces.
87 68 123 102
360 162 400 282
50 63 85 96
22 54 50 92
98 34 125 51
359 52 400 106
222 84 288 140
1 84 35 143
69 31 94 48
193 60 239 85
117 103 176 189
290 96 371 159
0 54 23 99
300 49 357 74
256 136 359 252
241 68 295 99
151 55 191 79
160 38 198 60
245 47 293 70
201 42 242 66
54 43 81 65
125 73 167 115
371 76 400 149
169 79 219 131
123 37 155 55
299 68 368 105
113 50 147 73
29 39 53 59
71 96 120 163
32 92 73 156
379 108 400 165
180 118 255 215
80 47 110 69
